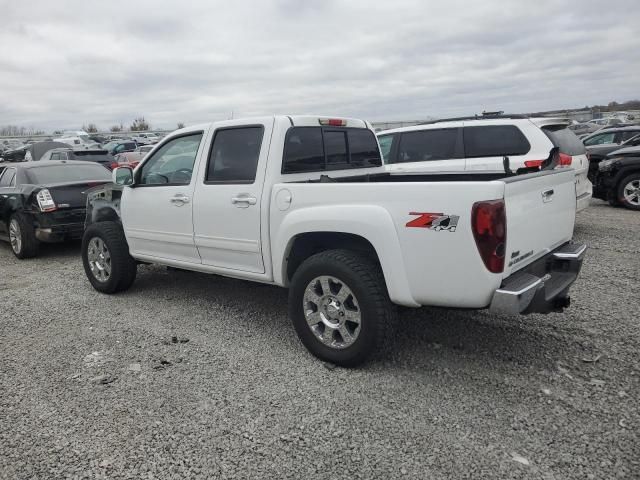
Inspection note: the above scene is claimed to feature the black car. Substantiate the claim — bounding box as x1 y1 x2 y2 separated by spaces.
592 147 640 210
0 161 112 258
586 134 640 179
1 145 29 162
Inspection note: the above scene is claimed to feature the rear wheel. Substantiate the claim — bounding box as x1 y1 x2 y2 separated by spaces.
8 213 39 259
617 174 640 210
289 249 396 367
82 222 137 293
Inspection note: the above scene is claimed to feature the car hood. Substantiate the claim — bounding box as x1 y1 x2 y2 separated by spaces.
607 145 640 157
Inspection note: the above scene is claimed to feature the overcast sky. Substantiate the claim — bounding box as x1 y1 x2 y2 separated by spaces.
0 0 638 131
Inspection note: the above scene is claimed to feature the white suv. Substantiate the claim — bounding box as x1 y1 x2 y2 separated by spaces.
377 116 592 212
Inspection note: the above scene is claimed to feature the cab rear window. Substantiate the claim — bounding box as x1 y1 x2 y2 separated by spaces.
282 127 381 174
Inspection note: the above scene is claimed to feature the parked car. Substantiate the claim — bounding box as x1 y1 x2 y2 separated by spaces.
132 133 160 145
592 146 640 210
39 148 116 170
1 145 29 162
80 115 585 366
582 126 640 146
135 145 154 156
24 141 75 161
377 115 592 212
113 151 144 169
586 134 640 178
102 140 137 156
0 161 112 258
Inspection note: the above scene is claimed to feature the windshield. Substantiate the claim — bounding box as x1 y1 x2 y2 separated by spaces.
26 164 111 184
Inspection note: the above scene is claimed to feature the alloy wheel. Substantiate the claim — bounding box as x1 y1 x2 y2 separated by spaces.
9 219 21 254
623 179 640 206
87 237 112 282
303 275 362 349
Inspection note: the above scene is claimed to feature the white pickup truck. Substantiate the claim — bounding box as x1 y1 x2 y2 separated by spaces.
81 115 586 366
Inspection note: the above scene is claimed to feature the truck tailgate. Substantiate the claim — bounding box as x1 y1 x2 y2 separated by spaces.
503 169 576 277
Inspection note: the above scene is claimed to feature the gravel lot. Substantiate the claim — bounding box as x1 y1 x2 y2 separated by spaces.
1 199 638 479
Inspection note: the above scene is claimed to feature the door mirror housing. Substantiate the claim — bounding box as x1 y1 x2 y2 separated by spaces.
113 166 134 186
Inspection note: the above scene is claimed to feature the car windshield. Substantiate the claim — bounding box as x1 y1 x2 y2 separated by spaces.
26 164 111 184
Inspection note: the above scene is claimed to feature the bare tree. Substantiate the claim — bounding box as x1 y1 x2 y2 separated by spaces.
130 117 150 132
110 124 123 133
83 123 99 133
177 122 185 129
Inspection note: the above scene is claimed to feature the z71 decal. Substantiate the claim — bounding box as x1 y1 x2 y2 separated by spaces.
406 212 460 232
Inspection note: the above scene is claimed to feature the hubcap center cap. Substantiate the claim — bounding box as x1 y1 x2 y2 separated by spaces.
320 296 342 325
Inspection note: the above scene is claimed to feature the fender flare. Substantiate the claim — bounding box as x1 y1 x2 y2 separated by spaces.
273 204 420 307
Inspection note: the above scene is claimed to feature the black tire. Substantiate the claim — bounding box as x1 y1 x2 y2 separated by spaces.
288 249 396 367
617 173 640 211
8 213 39 259
82 222 137 294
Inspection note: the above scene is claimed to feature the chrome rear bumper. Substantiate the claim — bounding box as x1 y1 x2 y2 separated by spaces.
490 242 586 315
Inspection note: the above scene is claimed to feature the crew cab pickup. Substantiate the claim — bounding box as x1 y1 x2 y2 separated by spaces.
81 115 586 366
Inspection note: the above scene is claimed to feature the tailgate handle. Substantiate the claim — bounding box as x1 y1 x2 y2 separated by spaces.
542 189 554 203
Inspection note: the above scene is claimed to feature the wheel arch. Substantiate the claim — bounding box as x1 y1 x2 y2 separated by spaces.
273 205 419 307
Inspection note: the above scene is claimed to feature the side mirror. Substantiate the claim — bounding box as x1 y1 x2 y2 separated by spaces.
112 166 134 186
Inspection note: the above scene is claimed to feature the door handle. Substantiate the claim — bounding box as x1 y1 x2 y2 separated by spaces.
541 189 554 203
170 194 190 205
231 195 257 206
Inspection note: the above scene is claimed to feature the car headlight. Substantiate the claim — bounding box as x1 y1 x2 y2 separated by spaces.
598 158 618 172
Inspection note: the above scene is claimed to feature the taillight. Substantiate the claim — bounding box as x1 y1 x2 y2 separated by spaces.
558 152 572 167
319 118 346 126
524 152 572 169
524 159 544 168
36 189 57 212
471 200 506 273
110 162 119 170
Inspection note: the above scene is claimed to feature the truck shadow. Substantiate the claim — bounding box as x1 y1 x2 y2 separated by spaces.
130 265 586 372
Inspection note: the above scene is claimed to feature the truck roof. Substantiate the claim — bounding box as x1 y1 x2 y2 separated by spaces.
173 115 370 135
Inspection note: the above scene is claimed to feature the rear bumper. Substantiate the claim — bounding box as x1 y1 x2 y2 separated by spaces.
489 242 586 315
35 223 85 242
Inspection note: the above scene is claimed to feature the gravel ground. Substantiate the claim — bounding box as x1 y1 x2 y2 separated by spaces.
1 199 638 479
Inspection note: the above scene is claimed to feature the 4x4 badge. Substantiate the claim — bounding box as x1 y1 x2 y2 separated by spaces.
406 212 460 232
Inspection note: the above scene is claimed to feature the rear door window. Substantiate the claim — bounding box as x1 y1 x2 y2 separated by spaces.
396 128 460 163
463 125 530 157
282 127 381 173
542 126 586 156
206 126 264 183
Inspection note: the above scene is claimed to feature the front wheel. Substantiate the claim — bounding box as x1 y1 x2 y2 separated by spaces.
82 222 137 293
617 174 640 210
288 249 396 367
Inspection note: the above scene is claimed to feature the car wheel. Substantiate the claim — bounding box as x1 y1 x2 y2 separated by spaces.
617 174 640 211
8 213 39 259
289 249 396 367
82 222 137 293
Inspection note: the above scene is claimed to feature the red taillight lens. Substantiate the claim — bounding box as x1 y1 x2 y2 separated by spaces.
524 159 544 168
558 152 572 166
109 162 119 170
471 200 506 273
